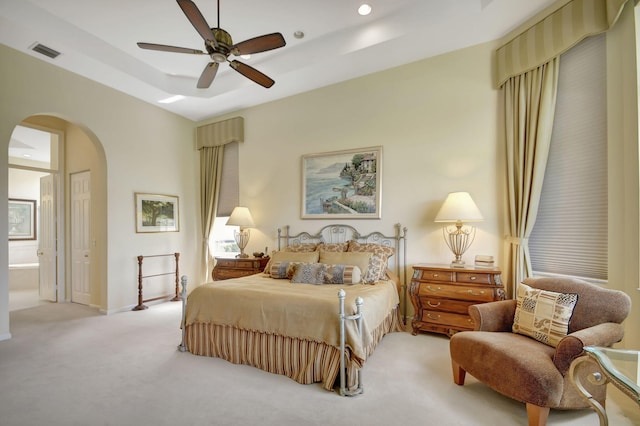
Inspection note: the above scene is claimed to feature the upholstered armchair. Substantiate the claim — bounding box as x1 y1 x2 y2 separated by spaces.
449 277 631 426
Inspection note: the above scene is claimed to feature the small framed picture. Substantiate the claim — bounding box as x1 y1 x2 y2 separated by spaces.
8 199 37 240
135 193 180 233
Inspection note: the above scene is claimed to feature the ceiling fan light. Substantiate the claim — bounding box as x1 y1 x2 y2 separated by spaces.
212 52 227 63
358 4 372 16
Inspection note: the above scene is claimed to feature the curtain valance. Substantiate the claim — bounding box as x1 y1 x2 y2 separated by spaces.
196 116 244 149
496 0 627 87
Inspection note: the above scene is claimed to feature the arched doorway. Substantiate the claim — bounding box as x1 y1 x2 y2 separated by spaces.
6 114 107 317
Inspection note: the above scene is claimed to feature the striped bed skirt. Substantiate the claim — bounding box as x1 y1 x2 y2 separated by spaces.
184 306 403 391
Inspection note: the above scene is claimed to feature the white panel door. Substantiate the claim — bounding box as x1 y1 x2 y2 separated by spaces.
38 174 57 301
71 171 91 305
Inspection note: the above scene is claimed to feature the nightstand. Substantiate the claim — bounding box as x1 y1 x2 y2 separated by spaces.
212 256 270 280
409 263 504 337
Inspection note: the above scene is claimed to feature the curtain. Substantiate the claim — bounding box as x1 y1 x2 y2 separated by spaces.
498 0 629 296
197 117 244 283
200 146 224 284
504 58 560 297
496 0 628 87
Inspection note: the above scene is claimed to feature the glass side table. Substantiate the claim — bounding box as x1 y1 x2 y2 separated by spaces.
569 346 640 426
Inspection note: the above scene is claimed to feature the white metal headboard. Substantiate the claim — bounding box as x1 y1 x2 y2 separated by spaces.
277 223 408 321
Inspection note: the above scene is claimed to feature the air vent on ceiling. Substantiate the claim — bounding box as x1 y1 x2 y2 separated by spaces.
31 43 61 59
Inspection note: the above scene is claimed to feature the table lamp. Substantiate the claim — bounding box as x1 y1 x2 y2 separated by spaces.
226 206 255 258
434 192 483 267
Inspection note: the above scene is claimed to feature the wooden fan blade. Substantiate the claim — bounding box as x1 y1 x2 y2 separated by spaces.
137 42 206 55
197 62 219 88
229 60 275 88
232 33 286 56
177 0 218 48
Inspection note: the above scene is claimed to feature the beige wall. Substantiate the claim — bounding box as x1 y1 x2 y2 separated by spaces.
606 2 640 349
0 43 200 338
199 40 506 318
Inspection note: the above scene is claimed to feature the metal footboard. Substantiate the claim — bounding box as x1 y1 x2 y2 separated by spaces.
338 289 364 397
178 275 188 352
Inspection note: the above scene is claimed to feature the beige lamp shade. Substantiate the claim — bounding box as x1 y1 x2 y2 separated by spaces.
226 207 254 258
226 207 255 227
434 192 483 267
434 192 484 223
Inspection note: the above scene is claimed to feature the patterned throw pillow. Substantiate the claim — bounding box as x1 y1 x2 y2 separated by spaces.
512 283 578 347
269 261 300 279
290 263 362 285
263 250 320 274
290 263 327 284
347 241 395 284
316 242 349 252
284 243 319 253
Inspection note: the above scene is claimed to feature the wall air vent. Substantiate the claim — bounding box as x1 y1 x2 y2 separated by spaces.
31 43 61 59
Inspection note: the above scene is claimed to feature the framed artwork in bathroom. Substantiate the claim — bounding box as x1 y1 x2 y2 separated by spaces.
8 198 36 240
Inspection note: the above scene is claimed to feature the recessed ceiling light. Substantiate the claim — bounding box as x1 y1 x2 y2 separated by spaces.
23 154 32 158
293 31 304 39
358 4 372 16
158 95 185 104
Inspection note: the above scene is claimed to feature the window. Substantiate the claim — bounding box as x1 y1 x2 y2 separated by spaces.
529 34 608 283
210 216 239 257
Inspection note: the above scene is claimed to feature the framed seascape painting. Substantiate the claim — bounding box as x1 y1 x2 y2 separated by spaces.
301 146 382 219
135 193 180 233
8 199 37 240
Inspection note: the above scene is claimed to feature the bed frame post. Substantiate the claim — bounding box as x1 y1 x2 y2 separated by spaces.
178 275 188 352
338 289 364 397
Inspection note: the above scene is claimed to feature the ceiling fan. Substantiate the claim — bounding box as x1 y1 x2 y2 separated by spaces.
137 0 286 89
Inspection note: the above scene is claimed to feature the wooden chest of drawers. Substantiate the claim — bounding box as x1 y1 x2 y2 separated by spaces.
410 263 504 337
212 256 270 281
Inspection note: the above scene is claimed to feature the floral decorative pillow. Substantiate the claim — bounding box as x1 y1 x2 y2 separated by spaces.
316 242 349 252
512 283 578 347
284 243 319 253
290 263 362 285
347 241 395 284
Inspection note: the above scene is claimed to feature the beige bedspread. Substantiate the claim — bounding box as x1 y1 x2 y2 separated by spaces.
185 274 399 360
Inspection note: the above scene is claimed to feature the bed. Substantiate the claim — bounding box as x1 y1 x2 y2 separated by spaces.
178 223 407 395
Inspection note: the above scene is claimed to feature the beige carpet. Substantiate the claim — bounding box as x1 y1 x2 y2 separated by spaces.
0 301 637 426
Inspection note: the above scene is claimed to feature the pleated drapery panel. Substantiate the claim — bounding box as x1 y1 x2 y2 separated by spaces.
504 59 560 297
199 146 224 284
197 116 244 284
496 0 627 87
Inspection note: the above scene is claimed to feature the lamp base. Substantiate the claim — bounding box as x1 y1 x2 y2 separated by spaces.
236 252 249 258
450 259 466 268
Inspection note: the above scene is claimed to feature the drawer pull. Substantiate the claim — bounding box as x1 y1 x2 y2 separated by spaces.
426 285 441 292
467 289 485 296
432 273 439 278
470 276 477 281
427 301 441 307
427 313 441 320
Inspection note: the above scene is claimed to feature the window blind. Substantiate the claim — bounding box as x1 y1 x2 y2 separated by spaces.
216 141 239 217
529 34 608 281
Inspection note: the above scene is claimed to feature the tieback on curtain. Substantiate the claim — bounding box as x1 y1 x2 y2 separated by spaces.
506 236 529 246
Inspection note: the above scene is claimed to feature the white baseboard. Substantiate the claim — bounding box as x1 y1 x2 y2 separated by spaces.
0 332 12 341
